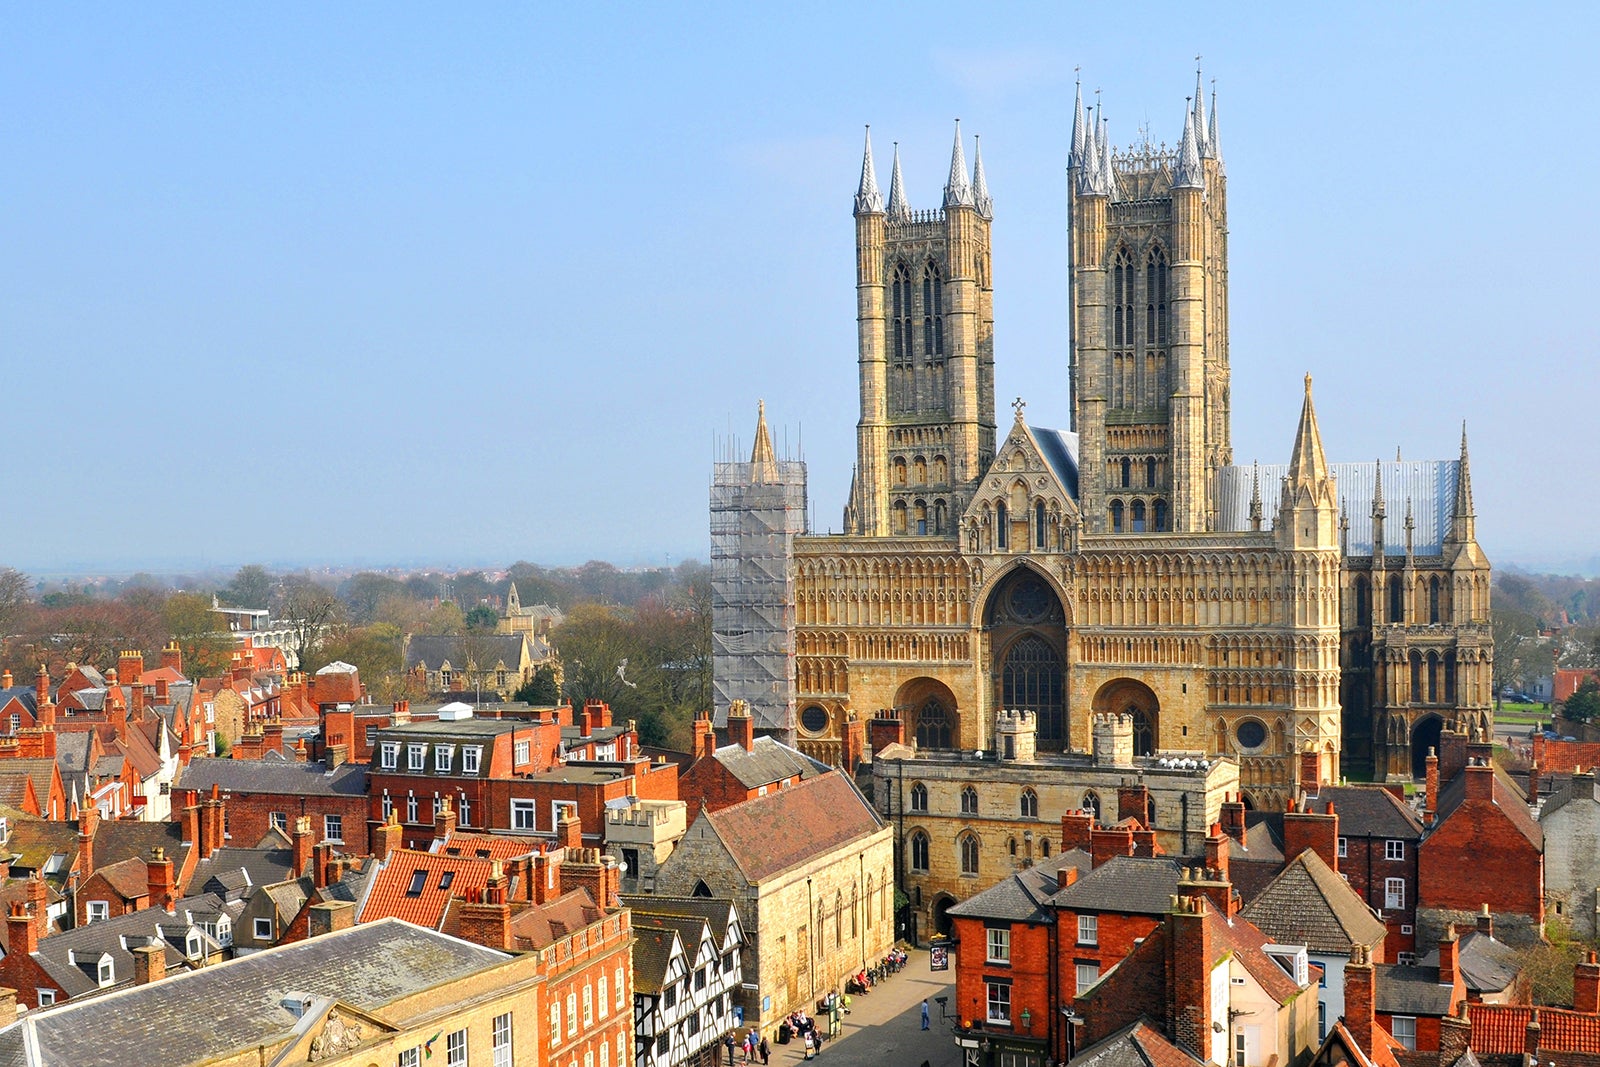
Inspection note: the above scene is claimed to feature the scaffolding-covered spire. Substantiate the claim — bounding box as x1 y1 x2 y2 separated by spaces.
750 400 779 484
854 126 884 216
1097 111 1114 196
887 143 911 220
972 135 992 218
1372 457 1386 517
1173 101 1204 189
944 119 973 208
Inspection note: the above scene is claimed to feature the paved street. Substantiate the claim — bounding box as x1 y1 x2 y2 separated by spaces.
754 951 960 1067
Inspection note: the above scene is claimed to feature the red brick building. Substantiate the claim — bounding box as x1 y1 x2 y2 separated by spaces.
679 704 828 821
176 756 371 856
1305 784 1423 958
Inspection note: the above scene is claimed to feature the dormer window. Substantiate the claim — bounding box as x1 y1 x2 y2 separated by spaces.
186 933 202 960
380 742 399 770
435 745 455 773
408 744 427 771
96 956 114 987
462 746 482 774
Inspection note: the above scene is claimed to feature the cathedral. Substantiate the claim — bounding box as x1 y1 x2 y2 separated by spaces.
715 72 1492 809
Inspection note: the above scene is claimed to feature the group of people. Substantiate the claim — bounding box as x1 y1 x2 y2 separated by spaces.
724 1030 771 1065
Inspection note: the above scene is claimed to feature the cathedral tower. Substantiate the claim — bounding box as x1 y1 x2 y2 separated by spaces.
847 124 996 537
1070 74 1230 535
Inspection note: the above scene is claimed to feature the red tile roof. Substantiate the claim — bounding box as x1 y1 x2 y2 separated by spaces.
358 848 498 929
701 772 884 883
1469 1006 1600 1055
433 830 549 863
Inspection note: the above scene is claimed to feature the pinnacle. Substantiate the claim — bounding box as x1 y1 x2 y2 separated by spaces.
887 143 910 220
972 135 992 218
854 126 884 216
750 400 779 484
1071 78 1087 168
944 119 974 208
1286 373 1330 488
1173 102 1203 189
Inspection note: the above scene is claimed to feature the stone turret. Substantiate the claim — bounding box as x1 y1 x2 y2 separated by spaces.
1092 712 1135 767
994 709 1036 762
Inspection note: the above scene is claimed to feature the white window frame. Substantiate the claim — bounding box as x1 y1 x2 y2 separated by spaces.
514 739 531 765
598 970 608 1018
269 811 287 834
186 933 202 960
1076 963 1099 994
985 981 1011 1025
552 800 577 831
582 982 593 1025
1385 877 1405 910
35 989 55 1006
1078 914 1098 946
96 957 113 987
254 917 274 941
493 1011 513 1067
463 746 482 775
986 927 1011 963
566 992 577 1036
446 1029 468 1067
323 813 343 843
435 745 455 773
1392 1015 1417 1050
511 799 537 831
408 744 427 771
1385 839 1405 861
1337 837 1348 859
399 1048 422 1067
86 900 109 924
380 742 399 770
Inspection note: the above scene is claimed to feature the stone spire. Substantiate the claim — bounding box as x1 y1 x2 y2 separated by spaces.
1207 83 1222 161
854 126 883 216
1097 112 1114 196
944 120 973 208
1192 67 1210 158
1070 76 1087 169
972 135 992 219
887 143 911 220
1287 375 1331 488
750 400 779 484
1371 459 1386 554
1249 461 1263 532
1450 423 1476 542
1075 109 1103 196
1173 101 1204 189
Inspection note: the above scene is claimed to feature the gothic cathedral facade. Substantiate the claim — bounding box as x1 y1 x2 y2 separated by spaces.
726 74 1491 807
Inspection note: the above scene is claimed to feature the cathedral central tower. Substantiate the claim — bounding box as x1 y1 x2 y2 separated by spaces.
846 124 996 537
1070 75 1231 534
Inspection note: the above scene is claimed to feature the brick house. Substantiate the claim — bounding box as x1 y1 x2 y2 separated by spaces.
176 755 371 856
1306 784 1423 957
679 703 829 822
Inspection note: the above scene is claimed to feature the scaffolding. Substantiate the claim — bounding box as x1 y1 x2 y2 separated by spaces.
710 423 807 741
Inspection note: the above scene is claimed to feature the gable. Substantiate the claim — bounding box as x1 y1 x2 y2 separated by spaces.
962 419 1081 542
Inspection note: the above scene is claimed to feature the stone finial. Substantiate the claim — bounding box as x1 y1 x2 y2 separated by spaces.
854 126 884 216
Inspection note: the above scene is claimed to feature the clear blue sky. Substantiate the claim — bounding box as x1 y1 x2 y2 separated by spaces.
4 4 1595 575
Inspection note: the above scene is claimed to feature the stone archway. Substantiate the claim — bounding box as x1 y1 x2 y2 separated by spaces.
983 566 1068 746
931 893 957 937
1093 678 1161 757
896 677 959 751
1411 714 1444 779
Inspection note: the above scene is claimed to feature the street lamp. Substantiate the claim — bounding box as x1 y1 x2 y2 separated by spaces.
1021 1008 1032 1032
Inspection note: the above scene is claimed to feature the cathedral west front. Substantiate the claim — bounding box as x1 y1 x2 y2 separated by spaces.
714 71 1492 816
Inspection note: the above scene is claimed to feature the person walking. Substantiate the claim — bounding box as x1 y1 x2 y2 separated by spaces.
921 999 931 1030
759 1036 771 1065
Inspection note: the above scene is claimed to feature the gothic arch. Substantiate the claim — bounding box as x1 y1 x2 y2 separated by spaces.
1092 678 1161 757
982 564 1070 747
895 677 959 751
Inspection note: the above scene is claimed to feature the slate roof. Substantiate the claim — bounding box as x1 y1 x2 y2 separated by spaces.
1242 850 1387 954
29 890 238 1000
1434 766 1542 849
1374 962 1457 1016
1539 775 1600 820
5 818 80 885
90 820 189 875
1071 1019 1204 1067
177 757 367 797
1030 426 1082 501
624 896 741 947
949 849 1090 923
54 732 93 780
189 846 296 901
403 634 530 671
1418 930 1521 995
631 923 684 996
707 736 829 790
1050 855 1183 915
1 919 513 1067
699 772 885 884
1309 785 1424 841
87 856 150 901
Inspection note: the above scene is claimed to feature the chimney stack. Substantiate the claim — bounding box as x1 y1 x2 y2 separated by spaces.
1220 794 1246 843
1439 926 1459 988
1575 950 1600 1015
307 900 355 938
434 795 458 842
728 700 754 753
147 847 175 911
372 811 402 862
1061 810 1094 853
132 943 165 986
1344 944 1376 1058
693 711 716 762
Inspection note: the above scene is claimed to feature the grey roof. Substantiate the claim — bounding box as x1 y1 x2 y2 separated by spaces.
711 735 829 790
1031 426 1081 500
1050 855 1182 915
177 757 367 797
190 847 295 901
624 895 741 947
378 717 528 739
948 850 1090 923
88 820 189 873
1374 962 1458 1016
1419 930 1521 995
1241 850 1387 955
7 920 512 1067
1072 1019 1204 1067
1217 460 1460 556
30 891 238 999
631 922 684 996
1309 785 1424 841
0 688 37 715
403 633 529 672
1538 775 1600 820
54 732 92 779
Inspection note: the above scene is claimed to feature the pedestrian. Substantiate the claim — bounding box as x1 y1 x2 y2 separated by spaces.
759 1036 771 1065
921 998 930 1030
725 1033 736 1066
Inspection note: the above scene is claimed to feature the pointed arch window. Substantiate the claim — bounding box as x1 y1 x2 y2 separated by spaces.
995 502 1008 549
1355 575 1372 628
910 782 928 812
1389 575 1405 624
959 833 980 875
1020 789 1039 819
1146 246 1169 346
891 262 913 366
1112 246 1134 347
1035 500 1047 549
915 698 952 749
1429 576 1442 624
1145 457 1157 487
960 786 978 814
1121 457 1132 488
910 832 930 872
1082 790 1101 821
934 499 948 535
922 263 945 360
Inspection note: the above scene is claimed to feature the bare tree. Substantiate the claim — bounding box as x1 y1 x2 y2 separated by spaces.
275 576 344 670
0 567 32 637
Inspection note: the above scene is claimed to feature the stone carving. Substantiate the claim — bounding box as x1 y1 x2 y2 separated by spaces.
308 1010 364 1061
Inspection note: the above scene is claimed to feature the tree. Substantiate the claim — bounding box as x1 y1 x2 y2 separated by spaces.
275 576 343 669
1492 608 1544 707
311 623 404 698
1564 678 1600 724
513 666 560 706
338 572 408 624
464 605 500 632
220 564 275 609
163 592 235 678
0 567 32 636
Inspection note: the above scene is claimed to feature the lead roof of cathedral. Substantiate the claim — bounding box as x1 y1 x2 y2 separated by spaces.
1216 460 1461 555
1030 426 1081 499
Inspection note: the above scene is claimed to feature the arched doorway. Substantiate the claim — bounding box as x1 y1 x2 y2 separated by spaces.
931 894 957 937
896 678 959 751
1411 714 1443 779
983 567 1068 746
1092 678 1161 757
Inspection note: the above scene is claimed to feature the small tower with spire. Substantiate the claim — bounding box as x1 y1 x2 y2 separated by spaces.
848 120 996 536
1276 375 1340 553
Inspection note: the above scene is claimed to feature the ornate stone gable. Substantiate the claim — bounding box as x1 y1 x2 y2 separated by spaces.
960 405 1081 558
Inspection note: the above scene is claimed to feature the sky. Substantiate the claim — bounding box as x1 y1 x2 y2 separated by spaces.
4 4 1597 576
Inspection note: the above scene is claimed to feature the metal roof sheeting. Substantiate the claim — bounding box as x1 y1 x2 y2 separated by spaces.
1217 460 1459 556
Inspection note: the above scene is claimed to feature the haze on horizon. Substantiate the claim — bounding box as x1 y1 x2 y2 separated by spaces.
4 4 1596 576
